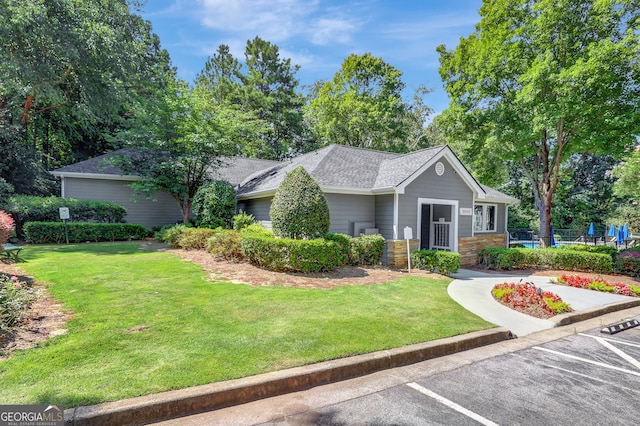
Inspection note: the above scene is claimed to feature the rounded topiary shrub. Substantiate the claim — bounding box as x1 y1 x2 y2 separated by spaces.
270 166 330 239
192 180 237 229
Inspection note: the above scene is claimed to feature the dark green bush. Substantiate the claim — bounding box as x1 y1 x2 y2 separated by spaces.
23 222 150 244
270 166 330 239
242 233 344 273
233 211 255 230
411 250 461 275
192 181 236 229
477 247 612 273
205 230 244 261
6 195 127 237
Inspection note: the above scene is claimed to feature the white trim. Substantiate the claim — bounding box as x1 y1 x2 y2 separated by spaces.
393 192 399 240
396 147 484 198
505 204 509 247
51 172 141 181
417 198 459 252
474 203 498 233
60 176 66 198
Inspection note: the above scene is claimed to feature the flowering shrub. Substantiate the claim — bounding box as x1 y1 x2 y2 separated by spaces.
0 210 16 244
557 274 640 297
492 281 572 317
0 274 36 331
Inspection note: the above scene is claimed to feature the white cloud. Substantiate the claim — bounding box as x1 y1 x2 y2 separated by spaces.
309 18 358 45
194 0 362 46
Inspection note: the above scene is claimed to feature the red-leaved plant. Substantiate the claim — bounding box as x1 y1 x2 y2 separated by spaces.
0 210 15 244
557 274 640 297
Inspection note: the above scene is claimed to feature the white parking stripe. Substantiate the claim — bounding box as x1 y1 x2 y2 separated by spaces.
578 334 640 370
407 382 499 426
578 333 640 349
533 346 640 377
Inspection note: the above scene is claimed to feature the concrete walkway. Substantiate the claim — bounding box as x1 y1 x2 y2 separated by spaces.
448 268 637 337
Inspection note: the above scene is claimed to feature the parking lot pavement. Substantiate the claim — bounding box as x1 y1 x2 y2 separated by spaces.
153 312 640 426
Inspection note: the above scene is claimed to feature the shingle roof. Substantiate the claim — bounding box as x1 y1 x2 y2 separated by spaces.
236 145 399 195
479 184 518 202
51 144 516 203
52 150 128 175
374 146 445 189
213 157 280 187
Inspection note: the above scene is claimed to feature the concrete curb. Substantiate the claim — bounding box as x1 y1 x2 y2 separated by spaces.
551 298 640 326
63 327 512 426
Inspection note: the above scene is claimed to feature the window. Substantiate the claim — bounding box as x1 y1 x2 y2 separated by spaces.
474 204 497 232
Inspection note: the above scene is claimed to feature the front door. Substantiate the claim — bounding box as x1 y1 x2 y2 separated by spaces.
420 202 454 251
420 204 431 250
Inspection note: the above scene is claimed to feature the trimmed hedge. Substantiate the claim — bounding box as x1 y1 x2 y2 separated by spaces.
325 233 385 266
562 244 619 260
23 222 150 244
242 233 345 273
411 250 461 275
6 195 127 237
478 247 612 273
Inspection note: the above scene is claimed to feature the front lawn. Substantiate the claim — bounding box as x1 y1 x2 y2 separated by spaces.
0 243 493 407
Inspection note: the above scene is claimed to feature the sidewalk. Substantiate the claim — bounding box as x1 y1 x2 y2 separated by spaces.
448 268 640 336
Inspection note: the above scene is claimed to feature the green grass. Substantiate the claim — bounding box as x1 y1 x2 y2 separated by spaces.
0 243 494 407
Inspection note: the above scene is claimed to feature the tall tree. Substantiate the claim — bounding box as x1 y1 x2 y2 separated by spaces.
195 44 243 104
305 53 411 152
114 80 264 223
240 37 307 159
195 38 308 159
0 0 173 193
437 0 640 246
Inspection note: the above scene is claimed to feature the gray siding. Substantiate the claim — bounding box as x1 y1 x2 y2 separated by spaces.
325 194 375 236
64 177 182 229
374 194 394 240
399 158 475 238
242 197 273 222
243 194 375 236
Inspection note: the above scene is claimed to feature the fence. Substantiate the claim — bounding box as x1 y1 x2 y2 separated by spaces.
508 228 633 249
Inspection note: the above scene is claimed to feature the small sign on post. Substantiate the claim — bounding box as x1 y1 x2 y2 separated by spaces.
403 226 413 273
59 207 70 244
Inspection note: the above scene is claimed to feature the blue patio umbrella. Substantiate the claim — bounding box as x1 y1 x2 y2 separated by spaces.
550 224 556 247
608 224 616 237
624 223 630 239
617 225 625 246
587 222 595 236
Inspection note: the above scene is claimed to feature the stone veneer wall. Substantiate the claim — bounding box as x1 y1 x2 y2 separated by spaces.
386 234 506 268
386 239 420 268
459 234 507 266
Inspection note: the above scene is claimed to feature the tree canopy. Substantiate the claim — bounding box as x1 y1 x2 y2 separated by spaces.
304 53 413 152
438 0 640 244
0 0 173 195
195 37 308 160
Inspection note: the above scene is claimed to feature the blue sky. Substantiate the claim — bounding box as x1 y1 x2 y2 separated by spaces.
138 0 483 114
